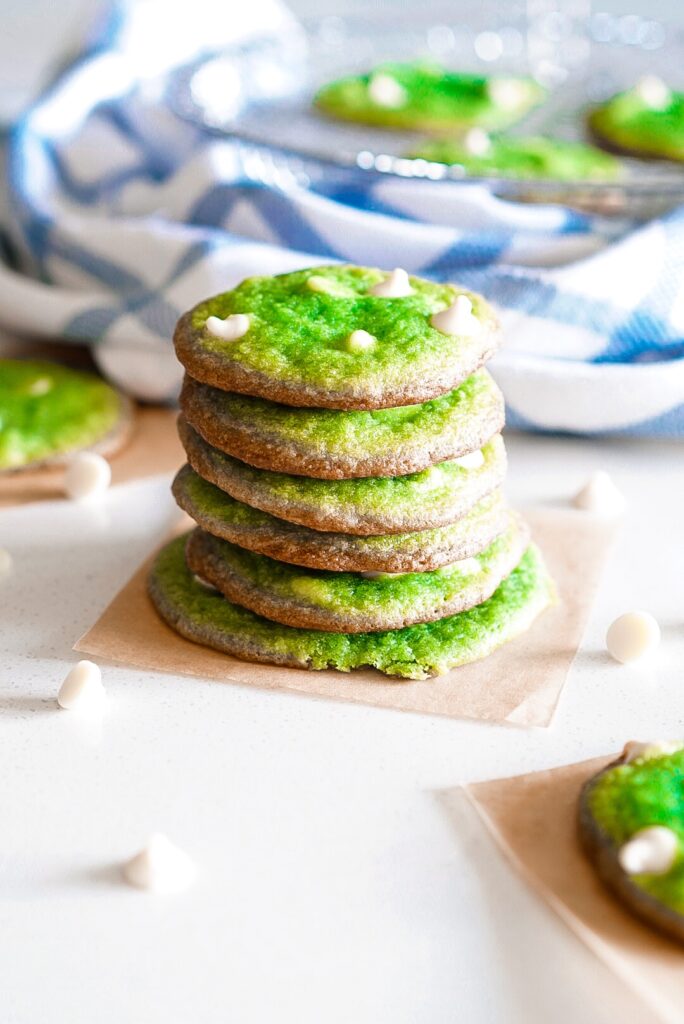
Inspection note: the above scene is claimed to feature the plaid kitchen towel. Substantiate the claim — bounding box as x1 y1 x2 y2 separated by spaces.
2 0 683 436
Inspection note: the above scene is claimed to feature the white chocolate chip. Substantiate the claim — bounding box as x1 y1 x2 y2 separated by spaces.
346 329 376 353
454 449 485 470
606 611 660 664
487 77 527 110
369 268 413 298
618 826 678 876
622 740 684 763
464 128 492 157
306 275 354 297
28 376 53 396
430 295 481 336
205 313 250 342
57 660 106 711
634 75 671 110
573 471 625 516
368 73 407 109
0 547 12 580
123 833 197 894
64 452 111 501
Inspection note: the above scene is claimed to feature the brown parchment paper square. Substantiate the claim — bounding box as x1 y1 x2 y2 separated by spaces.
74 507 613 726
0 408 183 507
464 758 684 1023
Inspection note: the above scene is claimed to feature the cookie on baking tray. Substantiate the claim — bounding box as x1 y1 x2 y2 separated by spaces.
314 63 544 133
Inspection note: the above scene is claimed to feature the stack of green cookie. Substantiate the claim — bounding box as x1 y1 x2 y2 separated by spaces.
148 265 554 680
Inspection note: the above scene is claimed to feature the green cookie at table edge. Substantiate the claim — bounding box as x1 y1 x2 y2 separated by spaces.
177 266 500 408
0 359 125 470
407 135 621 181
585 745 684 917
314 63 545 132
588 86 684 161
147 536 555 680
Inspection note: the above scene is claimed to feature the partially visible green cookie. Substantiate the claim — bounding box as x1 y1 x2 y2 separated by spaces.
588 78 684 161
172 465 509 573
185 513 528 633
179 418 507 535
180 369 504 479
579 742 684 944
314 64 544 133
174 266 500 410
0 359 132 472
148 535 554 679
408 134 620 181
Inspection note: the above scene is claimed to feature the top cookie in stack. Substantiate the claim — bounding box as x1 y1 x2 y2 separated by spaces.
148 265 554 680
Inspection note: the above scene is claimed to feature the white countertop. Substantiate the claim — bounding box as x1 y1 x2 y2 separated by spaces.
2 429 682 1024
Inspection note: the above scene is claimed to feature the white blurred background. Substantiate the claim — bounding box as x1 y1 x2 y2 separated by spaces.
1 0 683 122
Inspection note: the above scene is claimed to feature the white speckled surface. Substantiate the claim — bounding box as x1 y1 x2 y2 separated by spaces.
2 432 682 1024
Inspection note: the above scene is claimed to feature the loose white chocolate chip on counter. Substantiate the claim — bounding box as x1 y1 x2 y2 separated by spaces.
0 547 13 580
464 128 492 157
57 660 106 711
430 294 480 336
618 826 678 876
64 452 111 500
634 75 671 109
606 611 660 664
368 73 407 109
346 329 376 353
454 449 485 470
205 313 250 342
573 471 625 515
123 833 197 894
369 268 413 298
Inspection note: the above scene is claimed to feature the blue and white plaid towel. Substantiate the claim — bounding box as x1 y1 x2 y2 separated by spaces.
3 0 684 436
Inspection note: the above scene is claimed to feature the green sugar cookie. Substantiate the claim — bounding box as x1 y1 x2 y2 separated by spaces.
179 418 507 535
588 79 684 161
148 535 554 679
185 513 527 633
172 465 509 573
408 134 620 181
180 369 504 479
580 743 684 944
314 64 544 133
0 359 132 472
174 266 500 410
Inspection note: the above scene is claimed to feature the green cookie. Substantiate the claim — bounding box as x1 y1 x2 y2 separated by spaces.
172 465 509 573
588 82 684 161
0 359 131 472
580 743 684 944
180 369 504 479
408 135 620 181
148 535 554 680
314 63 544 133
174 266 500 410
185 512 528 632
179 418 507 535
